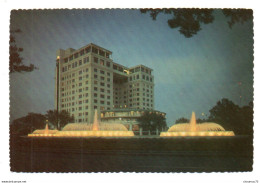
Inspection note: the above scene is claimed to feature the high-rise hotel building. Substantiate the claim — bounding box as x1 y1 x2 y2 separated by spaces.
55 43 155 123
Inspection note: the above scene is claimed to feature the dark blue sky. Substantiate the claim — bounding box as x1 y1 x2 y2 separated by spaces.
10 9 253 126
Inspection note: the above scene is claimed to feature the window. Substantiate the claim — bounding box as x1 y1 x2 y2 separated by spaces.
85 46 91 53
100 82 104 86
136 75 139 79
135 67 140 72
94 93 97 97
79 70 82 75
74 53 78 59
94 57 98 63
100 70 105 74
94 87 98 91
94 99 98 103
79 82 82 86
107 84 110 88
107 78 110 82
69 55 73 61
80 49 84 56
94 80 98 85
100 88 104 92
79 60 82 66
100 100 104 104
94 68 97 72
99 50 105 56
101 76 105 80
106 61 110 67
92 47 98 54
94 74 98 79
79 95 82 98
100 59 104 66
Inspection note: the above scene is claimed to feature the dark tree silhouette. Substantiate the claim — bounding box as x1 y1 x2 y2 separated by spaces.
46 110 74 130
137 111 167 134
209 98 253 135
175 117 189 124
10 112 46 136
10 29 37 73
222 9 253 28
140 9 252 38
175 117 208 124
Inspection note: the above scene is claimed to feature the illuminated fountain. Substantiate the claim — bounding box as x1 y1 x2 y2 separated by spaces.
28 109 134 137
160 112 235 137
28 123 59 137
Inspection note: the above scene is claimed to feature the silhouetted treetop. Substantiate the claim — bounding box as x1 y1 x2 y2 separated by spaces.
140 8 252 38
222 9 253 28
10 29 38 73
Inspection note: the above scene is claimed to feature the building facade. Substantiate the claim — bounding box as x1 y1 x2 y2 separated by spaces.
55 43 155 123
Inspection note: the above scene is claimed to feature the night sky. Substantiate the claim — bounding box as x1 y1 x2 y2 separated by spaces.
9 9 254 126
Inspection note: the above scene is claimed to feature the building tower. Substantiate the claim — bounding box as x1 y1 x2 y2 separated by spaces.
55 43 155 124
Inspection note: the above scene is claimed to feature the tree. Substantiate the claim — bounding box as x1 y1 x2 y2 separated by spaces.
10 29 37 73
46 110 74 130
137 111 167 135
208 98 253 135
10 112 46 136
140 9 252 38
175 117 189 124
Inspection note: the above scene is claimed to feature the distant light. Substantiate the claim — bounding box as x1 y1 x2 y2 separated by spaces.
57 56 60 59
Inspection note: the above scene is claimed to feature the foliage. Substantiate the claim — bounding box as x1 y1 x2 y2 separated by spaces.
10 29 37 73
46 110 74 130
175 117 189 124
209 98 253 135
140 9 252 38
137 111 167 133
222 9 253 28
10 112 46 136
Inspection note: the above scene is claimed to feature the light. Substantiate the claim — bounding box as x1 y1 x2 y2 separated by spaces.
57 56 60 59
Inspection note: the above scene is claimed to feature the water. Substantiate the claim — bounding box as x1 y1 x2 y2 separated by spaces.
10 135 253 172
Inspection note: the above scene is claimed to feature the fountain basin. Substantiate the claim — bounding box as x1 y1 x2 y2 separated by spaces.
160 131 235 137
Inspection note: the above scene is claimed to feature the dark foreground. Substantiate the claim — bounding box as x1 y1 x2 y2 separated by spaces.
10 135 253 172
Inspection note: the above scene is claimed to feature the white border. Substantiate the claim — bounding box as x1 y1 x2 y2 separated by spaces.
0 0 259 183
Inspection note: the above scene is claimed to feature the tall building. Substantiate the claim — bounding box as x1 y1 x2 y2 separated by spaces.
55 43 155 124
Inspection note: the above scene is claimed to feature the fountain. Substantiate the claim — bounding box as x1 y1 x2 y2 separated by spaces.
28 123 58 137
160 112 235 137
28 109 134 137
